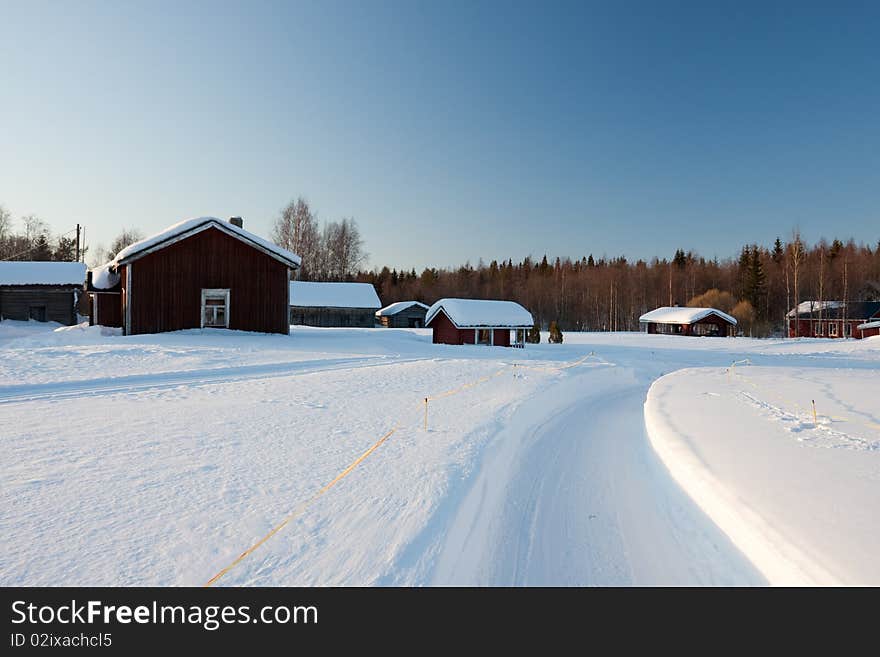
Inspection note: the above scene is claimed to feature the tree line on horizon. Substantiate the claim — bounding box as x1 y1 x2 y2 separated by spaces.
272 197 880 337
4 200 879 337
355 233 880 337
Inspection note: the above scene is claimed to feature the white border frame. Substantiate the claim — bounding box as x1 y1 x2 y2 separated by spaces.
201 288 231 329
124 264 132 335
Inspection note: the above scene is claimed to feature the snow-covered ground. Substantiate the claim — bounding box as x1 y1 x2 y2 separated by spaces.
646 364 880 585
1 321 878 586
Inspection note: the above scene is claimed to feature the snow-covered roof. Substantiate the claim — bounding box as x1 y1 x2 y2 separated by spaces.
639 306 737 326
112 217 301 268
90 262 120 290
786 301 843 318
857 320 880 330
0 261 86 286
375 301 429 317
425 298 534 328
289 281 381 309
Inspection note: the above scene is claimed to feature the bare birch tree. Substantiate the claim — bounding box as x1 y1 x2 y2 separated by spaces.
788 230 806 337
273 198 320 280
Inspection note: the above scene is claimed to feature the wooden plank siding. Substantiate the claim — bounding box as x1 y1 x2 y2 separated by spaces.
90 293 123 328
493 328 511 346
789 318 871 339
378 306 427 328
428 310 513 346
0 287 79 325
430 310 465 344
290 307 376 328
126 226 290 335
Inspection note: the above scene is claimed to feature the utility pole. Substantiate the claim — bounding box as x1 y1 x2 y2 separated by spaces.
75 224 81 262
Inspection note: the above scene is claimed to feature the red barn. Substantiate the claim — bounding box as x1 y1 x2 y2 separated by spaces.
787 301 880 339
425 298 533 348
88 216 300 335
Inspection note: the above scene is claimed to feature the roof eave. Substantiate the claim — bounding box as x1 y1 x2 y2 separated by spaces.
426 306 532 329
115 220 301 269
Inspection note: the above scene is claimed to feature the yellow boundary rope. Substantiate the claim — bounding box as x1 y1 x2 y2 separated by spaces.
203 350 604 586
204 426 399 587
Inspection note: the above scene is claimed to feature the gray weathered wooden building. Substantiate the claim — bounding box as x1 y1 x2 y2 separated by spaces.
0 261 86 325
375 301 428 328
289 281 381 328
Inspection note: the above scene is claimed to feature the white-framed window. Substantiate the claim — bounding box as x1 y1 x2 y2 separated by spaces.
201 288 230 328
844 322 852 337
828 322 838 337
815 321 824 336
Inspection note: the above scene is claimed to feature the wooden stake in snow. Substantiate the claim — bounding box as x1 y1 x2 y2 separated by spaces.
424 397 428 431
812 399 818 425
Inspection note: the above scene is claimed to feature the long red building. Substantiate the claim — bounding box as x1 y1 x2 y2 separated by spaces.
88 216 301 335
787 301 880 339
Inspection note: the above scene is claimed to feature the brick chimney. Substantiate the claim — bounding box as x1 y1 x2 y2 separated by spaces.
229 216 243 228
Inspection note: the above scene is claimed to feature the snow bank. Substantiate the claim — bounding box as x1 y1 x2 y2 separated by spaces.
0 261 86 286
425 298 533 328
290 281 381 309
645 366 880 585
53 321 122 337
0 319 65 341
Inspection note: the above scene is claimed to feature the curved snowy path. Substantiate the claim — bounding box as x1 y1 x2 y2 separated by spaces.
430 368 765 585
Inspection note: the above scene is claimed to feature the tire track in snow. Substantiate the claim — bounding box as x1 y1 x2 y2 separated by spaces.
0 356 429 405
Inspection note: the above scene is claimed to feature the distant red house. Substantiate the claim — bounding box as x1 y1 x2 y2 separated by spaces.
787 301 880 339
639 306 737 337
88 216 300 335
425 298 533 348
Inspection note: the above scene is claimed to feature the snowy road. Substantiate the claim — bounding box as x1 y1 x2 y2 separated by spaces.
431 368 765 585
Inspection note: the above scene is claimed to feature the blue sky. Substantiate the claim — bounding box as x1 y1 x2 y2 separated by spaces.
1 1 878 269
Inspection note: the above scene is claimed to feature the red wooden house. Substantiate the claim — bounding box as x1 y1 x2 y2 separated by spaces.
786 301 880 339
639 306 737 336
88 216 300 335
425 298 533 347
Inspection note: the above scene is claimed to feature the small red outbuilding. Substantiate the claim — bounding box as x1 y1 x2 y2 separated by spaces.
425 298 534 348
857 320 880 339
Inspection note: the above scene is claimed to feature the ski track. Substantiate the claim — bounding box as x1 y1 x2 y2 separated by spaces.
0 355 431 405
430 369 765 586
